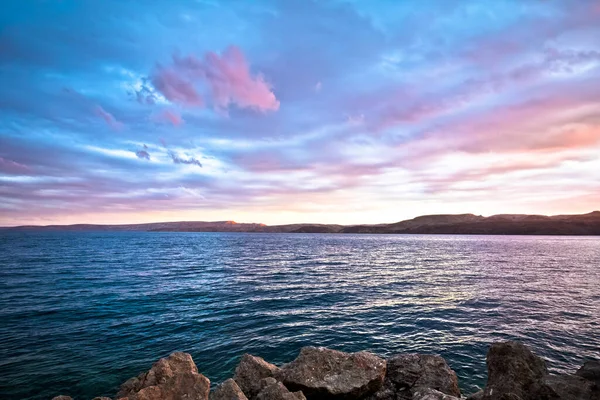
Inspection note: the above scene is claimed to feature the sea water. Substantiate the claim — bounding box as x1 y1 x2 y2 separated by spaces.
0 232 598 399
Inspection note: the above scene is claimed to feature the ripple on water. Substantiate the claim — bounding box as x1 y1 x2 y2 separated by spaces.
0 232 599 399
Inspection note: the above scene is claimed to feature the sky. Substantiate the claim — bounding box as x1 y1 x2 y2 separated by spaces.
1 0 600 226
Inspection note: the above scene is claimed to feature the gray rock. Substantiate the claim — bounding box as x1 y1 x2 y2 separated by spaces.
466 390 484 400
412 388 460 400
256 381 306 400
482 341 548 400
577 360 600 386
541 374 599 400
276 346 386 399
364 378 397 400
117 352 210 400
388 354 460 397
51 397 72 400
210 378 248 400
367 354 460 400
234 354 280 399
260 378 279 391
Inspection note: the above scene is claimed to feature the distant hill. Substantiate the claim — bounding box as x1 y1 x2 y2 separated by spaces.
5 221 267 232
3 211 600 235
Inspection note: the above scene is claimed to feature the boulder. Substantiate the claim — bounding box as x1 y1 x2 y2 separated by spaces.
541 374 598 400
256 380 306 400
482 341 548 400
275 346 386 399
260 378 279 391
388 354 460 397
466 390 484 400
51 397 72 400
412 388 461 400
117 352 210 400
577 360 600 386
367 354 460 400
210 378 248 400
234 354 280 399
364 378 397 400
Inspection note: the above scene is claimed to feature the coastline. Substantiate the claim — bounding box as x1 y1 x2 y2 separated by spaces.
51 341 600 400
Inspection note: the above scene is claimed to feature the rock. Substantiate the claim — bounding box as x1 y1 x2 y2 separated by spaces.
412 388 460 400
117 352 210 400
366 353 460 400
388 354 460 398
91 398 112 400
51 397 72 400
541 374 598 400
256 380 306 400
233 354 280 399
482 341 548 400
260 378 279 391
210 378 248 400
466 390 484 400
577 360 600 386
276 346 386 399
364 378 396 400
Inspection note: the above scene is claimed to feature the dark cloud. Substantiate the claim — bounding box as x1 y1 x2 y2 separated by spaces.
135 150 151 160
169 151 202 168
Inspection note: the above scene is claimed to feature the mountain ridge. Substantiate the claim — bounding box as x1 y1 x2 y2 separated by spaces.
2 211 600 235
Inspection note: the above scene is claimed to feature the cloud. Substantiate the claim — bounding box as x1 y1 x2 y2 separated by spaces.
413 151 597 195
0 157 30 175
134 78 157 105
421 93 600 155
2 0 600 225
346 113 364 126
94 105 123 130
135 150 150 160
153 109 183 126
151 46 279 112
169 151 202 167
372 48 600 131
151 67 204 106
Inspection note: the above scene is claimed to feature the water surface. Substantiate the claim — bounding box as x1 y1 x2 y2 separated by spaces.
0 232 599 399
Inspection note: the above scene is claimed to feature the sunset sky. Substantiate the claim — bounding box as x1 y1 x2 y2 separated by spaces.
1 0 600 226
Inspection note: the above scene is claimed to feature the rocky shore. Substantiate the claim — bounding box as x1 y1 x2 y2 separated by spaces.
52 341 599 400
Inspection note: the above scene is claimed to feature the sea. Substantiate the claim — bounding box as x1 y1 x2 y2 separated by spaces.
0 232 598 399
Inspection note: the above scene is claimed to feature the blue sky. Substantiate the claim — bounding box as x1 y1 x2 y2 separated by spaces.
1 0 600 225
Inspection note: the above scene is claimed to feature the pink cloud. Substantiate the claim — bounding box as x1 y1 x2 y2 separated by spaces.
0 157 30 174
393 89 600 172
413 152 595 195
153 109 184 126
151 46 279 112
94 105 123 130
151 68 203 106
203 46 280 112
445 99 600 154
